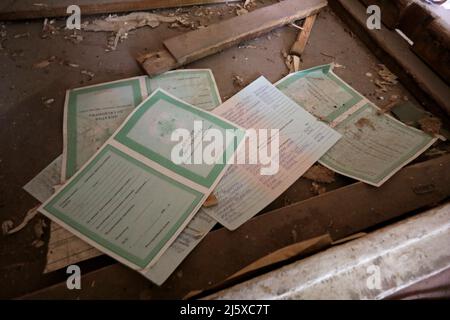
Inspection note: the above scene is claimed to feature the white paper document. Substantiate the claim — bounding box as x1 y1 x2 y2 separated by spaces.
203 77 341 230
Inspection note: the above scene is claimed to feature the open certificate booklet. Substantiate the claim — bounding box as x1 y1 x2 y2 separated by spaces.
39 89 244 270
276 64 437 187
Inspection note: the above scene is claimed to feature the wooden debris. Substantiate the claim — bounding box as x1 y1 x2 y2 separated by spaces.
139 0 327 76
290 14 317 56
303 164 336 183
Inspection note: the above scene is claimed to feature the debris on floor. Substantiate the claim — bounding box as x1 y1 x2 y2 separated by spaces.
282 51 299 73
232 74 245 88
303 164 336 183
419 116 442 136
83 12 183 50
310 182 327 195
64 31 83 44
377 95 400 114
80 69 95 80
3 206 40 235
32 56 56 69
374 64 398 93
41 18 58 39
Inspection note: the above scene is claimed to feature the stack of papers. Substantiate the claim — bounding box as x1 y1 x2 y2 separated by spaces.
24 65 436 285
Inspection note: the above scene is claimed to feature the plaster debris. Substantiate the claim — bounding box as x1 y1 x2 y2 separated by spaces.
236 5 249 16
375 64 398 93
244 0 257 9
311 182 326 195
43 98 55 106
65 62 80 68
81 69 95 80
281 51 300 73
4 206 40 235
303 164 336 184
232 74 245 88
83 12 180 50
41 18 58 39
64 32 83 44
13 32 30 39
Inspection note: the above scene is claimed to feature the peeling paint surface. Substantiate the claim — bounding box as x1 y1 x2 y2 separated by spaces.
208 203 450 300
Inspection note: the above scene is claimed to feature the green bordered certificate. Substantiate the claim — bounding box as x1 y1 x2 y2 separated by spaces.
42 89 243 270
276 64 437 187
62 70 222 181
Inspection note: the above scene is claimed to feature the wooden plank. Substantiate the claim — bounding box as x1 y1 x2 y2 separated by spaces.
331 0 450 118
138 0 327 77
290 14 317 56
23 154 450 299
0 0 240 21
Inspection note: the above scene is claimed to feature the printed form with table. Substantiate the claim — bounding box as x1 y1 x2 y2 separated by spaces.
24 65 437 285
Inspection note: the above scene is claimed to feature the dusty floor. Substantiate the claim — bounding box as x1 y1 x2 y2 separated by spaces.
0 3 440 298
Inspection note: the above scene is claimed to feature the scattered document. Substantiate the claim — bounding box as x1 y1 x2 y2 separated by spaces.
23 155 62 203
62 70 222 181
39 89 243 270
276 64 437 186
27 69 222 278
24 155 215 280
146 69 221 111
202 77 341 230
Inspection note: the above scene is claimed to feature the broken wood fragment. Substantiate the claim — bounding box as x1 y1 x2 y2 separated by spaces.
290 14 317 56
138 0 327 77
